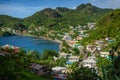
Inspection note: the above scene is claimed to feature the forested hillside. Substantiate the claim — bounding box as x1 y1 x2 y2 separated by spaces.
90 9 120 39
23 3 112 29
0 3 112 30
0 15 20 27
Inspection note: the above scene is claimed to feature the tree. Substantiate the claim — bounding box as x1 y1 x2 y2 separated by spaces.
67 62 99 80
56 57 67 66
41 50 58 60
72 47 80 55
1 31 15 36
13 23 26 31
27 50 41 61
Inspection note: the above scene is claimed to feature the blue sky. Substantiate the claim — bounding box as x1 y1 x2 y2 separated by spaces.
0 0 120 18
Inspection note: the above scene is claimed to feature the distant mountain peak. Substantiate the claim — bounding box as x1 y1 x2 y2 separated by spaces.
55 7 69 12
76 3 96 10
86 3 92 6
40 8 62 18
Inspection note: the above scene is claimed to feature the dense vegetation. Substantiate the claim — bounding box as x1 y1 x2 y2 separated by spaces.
0 48 52 80
0 3 112 31
91 9 120 39
0 3 120 80
23 3 112 29
79 9 120 45
0 31 15 36
0 15 20 28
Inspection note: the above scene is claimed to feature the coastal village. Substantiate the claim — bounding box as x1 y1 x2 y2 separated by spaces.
0 22 119 80
0 1 120 79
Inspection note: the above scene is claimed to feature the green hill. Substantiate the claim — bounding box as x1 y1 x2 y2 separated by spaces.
0 15 27 31
90 9 120 39
0 15 20 28
0 3 113 31
23 3 112 29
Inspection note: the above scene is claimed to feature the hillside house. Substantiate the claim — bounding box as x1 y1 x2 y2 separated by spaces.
82 55 96 68
92 47 100 55
100 52 109 57
68 41 77 47
63 35 72 41
30 63 49 76
59 52 71 58
88 23 95 29
2 44 20 53
68 56 79 63
86 45 96 52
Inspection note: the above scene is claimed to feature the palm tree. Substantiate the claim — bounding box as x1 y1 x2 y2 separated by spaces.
66 62 99 80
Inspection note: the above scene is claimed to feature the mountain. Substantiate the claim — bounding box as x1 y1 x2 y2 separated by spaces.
55 7 70 13
0 15 20 28
23 3 112 29
0 3 113 30
0 15 27 31
76 3 111 15
85 9 120 43
23 8 63 28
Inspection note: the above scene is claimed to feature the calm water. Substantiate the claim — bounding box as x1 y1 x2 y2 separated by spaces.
0 36 59 53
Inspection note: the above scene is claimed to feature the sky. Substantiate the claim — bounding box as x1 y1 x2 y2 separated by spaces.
0 0 120 18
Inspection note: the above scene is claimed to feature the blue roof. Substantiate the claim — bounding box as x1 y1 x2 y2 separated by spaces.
66 61 73 64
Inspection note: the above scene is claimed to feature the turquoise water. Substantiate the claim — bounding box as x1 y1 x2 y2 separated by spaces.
0 36 59 53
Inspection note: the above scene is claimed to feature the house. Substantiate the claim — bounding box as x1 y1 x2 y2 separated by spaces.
0 44 20 56
108 40 113 44
77 35 83 40
86 45 96 52
52 66 67 80
59 52 71 58
52 66 66 73
73 44 84 51
30 63 49 76
79 31 85 35
68 56 79 63
2 44 19 53
100 52 109 57
67 41 77 47
82 55 96 68
92 47 100 55
54 73 67 80
87 23 95 29
62 35 72 41
105 37 110 41
99 40 104 46
73 44 80 48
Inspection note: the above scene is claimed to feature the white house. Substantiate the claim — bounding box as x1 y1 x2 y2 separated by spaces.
52 66 66 72
96 46 102 51
67 41 77 47
73 44 84 51
88 23 96 29
82 55 96 68
86 45 96 52
100 52 109 57
62 35 72 41
68 56 79 63
59 52 71 58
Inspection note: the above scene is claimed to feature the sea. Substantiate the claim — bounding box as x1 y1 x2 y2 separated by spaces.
0 36 59 53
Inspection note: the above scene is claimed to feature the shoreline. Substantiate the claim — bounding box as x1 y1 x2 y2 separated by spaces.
20 33 61 44
35 36 61 44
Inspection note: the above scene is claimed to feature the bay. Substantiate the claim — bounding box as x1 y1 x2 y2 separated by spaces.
0 36 59 53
